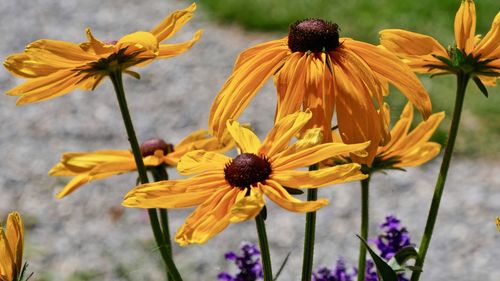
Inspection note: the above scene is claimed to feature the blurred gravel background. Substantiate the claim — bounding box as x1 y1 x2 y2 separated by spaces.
0 0 499 280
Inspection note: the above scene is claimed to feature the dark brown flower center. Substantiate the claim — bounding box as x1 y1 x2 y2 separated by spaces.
288 18 340 53
139 138 174 157
224 153 272 189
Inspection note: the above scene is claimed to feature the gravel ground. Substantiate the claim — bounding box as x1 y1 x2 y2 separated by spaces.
1 1 499 280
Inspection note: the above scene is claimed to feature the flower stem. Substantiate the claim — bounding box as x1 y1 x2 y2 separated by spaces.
357 177 370 281
301 164 319 281
152 166 174 281
410 72 470 281
109 70 182 281
255 210 273 281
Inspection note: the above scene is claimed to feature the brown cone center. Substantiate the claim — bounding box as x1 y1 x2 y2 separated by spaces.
139 138 174 157
288 18 340 53
224 153 272 189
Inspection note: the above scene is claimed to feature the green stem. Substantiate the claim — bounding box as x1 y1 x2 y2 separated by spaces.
357 177 370 281
109 71 182 281
152 166 174 259
410 72 470 281
301 164 319 281
255 210 273 281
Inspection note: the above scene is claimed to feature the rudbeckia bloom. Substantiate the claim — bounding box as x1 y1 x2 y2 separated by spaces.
380 0 499 89
0 212 24 281
209 18 432 164
124 110 370 245
4 3 202 105
331 102 444 171
49 129 234 199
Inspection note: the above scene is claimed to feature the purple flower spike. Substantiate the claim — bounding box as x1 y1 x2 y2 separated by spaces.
312 258 356 281
373 215 412 260
218 242 263 281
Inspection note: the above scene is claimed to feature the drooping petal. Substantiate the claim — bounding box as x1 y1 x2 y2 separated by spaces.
345 39 432 119
7 70 87 105
4 53 66 78
226 120 261 154
24 39 96 66
157 30 203 59
123 172 227 208
455 0 476 54
272 141 370 171
262 180 328 212
259 109 312 157
379 29 448 73
229 187 265 223
474 12 500 59
55 172 125 199
271 163 366 188
175 186 240 246
379 102 414 153
274 53 307 122
177 150 230 175
49 150 133 175
150 3 197 42
235 38 288 69
395 143 441 167
209 45 289 138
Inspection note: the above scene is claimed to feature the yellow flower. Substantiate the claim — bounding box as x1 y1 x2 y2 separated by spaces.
331 102 445 171
209 18 432 164
124 110 370 246
497 216 500 234
4 3 202 105
380 0 499 86
49 129 234 199
0 212 24 281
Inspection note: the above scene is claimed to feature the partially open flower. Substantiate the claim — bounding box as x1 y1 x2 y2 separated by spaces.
209 18 432 164
49 129 234 199
4 3 202 105
330 102 444 172
123 110 370 246
380 0 499 92
0 212 24 281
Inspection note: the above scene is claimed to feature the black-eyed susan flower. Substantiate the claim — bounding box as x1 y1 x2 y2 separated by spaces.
380 0 499 93
0 212 24 281
4 3 202 105
123 110 370 246
496 216 500 233
49 129 234 199
330 102 444 172
209 18 432 164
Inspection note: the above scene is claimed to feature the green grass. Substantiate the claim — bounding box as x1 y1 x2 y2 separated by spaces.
199 0 500 156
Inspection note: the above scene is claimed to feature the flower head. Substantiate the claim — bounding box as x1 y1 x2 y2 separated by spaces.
49 128 233 199
218 242 263 281
4 3 202 105
330 103 444 172
0 212 24 281
312 258 356 281
380 0 499 88
209 18 432 164
124 110 370 245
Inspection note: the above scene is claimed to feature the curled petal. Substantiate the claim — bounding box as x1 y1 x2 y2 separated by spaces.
158 30 203 59
150 3 197 42
226 120 261 154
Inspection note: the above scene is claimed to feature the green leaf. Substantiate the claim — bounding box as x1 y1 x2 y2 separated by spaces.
273 252 291 281
473 76 489 98
387 246 421 273
431 54 453 67
124 70 141 80
356 235 398 281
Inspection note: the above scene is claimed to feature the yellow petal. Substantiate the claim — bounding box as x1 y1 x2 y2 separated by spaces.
345 39 432 120
259 110 312 157
150 3 197 42
0 229 14 280
474 12 500 59
209 44 289 139
6 212 23 276
395 143 441 167
123 172 227 208
229 187 265 223
25 39 96 65
234 38 288 69
56 172 122 199
117 31 159 54
157 30 203 59
273 128 323 160
80 28 116 56
4 53 65 78
177 150 230 175
272 141 370 171
496 216 500 233
175 186 239 246
49 150 132 174
271 163 366 188
455 0 476 53
262 180 328 213
379 102 414 154
226 120 261 154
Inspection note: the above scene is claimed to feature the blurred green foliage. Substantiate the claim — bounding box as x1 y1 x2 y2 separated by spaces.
199 0 500 156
